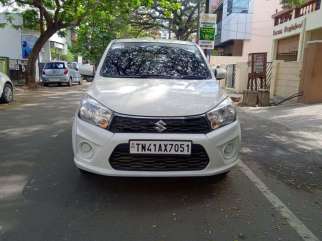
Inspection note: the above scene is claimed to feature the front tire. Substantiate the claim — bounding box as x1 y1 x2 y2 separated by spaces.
1 83 13 103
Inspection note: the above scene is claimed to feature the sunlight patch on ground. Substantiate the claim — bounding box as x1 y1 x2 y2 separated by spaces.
0 125 47 137
0 160 33 168
0 174 28 200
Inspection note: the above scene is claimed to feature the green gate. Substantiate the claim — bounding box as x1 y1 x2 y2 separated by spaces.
0 57 9 75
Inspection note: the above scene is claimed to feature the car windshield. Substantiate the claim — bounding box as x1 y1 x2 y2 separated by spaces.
45 62 65 69
100 42 212 80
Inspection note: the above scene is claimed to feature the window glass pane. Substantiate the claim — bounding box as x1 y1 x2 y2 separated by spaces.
44 62 65 69
100 42 212 80
234 0 249 13
227 0 249 15
227 0 233 15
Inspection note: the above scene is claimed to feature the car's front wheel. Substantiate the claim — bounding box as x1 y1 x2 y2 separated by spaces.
1 83 13 103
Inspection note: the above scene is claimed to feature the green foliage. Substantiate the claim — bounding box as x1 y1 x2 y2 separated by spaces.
22 10 40 30
70 0 172 65
131 0 204 40
63 49 75 62
70 15 125 65
50 46 74 61
280 0 306 8
0 0 176 85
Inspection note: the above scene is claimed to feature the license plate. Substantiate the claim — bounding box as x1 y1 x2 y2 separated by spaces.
129 140 192 155
49 78 59 82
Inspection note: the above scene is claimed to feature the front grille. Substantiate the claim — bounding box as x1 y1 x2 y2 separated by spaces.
109 144 209 171
109 115 211 134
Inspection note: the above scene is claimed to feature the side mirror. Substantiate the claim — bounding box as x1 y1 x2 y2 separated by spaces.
213 67 227 80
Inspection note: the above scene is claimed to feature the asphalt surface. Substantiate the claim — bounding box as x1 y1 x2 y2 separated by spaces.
0 84 321 241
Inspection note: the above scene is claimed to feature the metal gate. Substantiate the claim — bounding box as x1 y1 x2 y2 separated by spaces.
265 62 273 89
226 64 236 88
9 59 28 85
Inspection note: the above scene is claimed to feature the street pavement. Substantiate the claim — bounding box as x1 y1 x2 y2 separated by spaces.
0 84 321 241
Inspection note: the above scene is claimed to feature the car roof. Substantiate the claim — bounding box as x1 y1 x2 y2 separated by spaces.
45 61 67 64
113 38 196 46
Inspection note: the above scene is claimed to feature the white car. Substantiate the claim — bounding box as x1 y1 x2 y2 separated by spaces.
72 39 241 177
79 63 95 81
0 72 14 103
42 61 81 86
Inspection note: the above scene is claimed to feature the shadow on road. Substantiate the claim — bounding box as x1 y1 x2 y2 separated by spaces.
239 111 322 192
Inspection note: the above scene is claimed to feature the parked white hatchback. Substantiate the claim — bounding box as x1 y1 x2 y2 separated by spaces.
72 39 241 177
0 72 14 103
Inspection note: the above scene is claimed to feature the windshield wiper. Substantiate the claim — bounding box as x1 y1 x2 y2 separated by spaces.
101 73 208 80
136 74 208 80
180 75 208 80
135 74 172 79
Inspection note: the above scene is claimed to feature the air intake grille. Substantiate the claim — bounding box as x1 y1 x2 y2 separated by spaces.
109 144 209 171
109 115 211 134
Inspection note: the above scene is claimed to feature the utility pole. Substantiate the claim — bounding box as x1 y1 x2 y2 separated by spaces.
197 0 201 43
168 19 172 39
205 0 209 14
205 0 211 62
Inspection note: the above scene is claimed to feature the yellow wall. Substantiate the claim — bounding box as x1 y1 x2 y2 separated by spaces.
270 61 302 98
309 28 322 41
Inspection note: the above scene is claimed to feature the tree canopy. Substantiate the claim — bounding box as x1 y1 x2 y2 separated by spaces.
130 0 204 40
70 0 181 65
280 0 306 8
70 1 138 65
0 0 173 86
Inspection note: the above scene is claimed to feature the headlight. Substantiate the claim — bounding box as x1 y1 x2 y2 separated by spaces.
207 98 236 129
78 95 113 129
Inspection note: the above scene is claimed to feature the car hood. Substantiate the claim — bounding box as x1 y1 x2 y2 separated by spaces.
88 77 226 117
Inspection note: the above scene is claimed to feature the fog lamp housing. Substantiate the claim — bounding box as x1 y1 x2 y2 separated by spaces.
222 138 239 160
80 142 92 153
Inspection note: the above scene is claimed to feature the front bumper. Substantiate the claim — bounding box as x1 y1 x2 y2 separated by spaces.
72 116 241 177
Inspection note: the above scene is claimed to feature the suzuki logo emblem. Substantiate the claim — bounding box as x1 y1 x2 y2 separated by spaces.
154 120 167 132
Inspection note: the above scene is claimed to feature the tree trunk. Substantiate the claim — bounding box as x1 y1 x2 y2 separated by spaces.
25 26 60 87
175 31 184 40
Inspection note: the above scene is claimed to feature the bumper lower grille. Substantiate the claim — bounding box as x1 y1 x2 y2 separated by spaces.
109 115 211 134
109 144 209 171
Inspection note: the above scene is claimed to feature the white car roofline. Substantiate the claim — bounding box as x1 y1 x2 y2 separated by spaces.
112 38 195 46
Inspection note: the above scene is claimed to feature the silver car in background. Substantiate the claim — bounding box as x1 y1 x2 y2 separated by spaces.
42 61 81 86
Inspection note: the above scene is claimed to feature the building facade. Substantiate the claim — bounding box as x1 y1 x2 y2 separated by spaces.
270 0 322 102
272 0 322 62
211 0 281 65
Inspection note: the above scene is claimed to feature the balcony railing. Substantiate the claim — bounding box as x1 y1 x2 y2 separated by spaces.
274 0 321 26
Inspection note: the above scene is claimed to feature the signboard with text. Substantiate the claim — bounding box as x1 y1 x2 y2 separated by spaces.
272 18 304 40
199 14 217 49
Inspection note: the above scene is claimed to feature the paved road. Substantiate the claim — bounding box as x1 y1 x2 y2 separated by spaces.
0 84 321 241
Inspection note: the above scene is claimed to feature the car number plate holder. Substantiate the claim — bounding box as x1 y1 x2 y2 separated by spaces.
129 140 192 155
